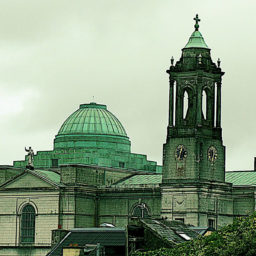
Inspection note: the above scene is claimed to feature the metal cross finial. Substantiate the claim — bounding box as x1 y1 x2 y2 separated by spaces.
194 14 200 31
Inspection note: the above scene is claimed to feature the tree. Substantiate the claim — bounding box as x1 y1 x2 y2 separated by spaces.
132 213 256 256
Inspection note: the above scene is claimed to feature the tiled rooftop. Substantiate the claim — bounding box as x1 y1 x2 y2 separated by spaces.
225 171 256 186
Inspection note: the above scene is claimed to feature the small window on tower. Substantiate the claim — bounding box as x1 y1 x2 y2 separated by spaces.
208 219 215 229
51 159 59 168
119 162 125 168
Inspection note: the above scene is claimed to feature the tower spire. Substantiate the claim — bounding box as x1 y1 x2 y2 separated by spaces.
194 14 200 31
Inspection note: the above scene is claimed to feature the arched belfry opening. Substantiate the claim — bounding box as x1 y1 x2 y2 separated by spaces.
202 90 207 120
183 90 189 119
201 86 216 126
181 87 193 124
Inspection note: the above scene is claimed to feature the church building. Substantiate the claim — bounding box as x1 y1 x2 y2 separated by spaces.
0 15 255 256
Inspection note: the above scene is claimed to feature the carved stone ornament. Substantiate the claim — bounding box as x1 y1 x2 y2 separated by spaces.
184 79 196 86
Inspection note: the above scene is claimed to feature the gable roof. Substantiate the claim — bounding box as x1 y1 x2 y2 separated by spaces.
33 170 61 185
47 228 126 256
225 171 256 186
114 174 162 187
0 169 61 189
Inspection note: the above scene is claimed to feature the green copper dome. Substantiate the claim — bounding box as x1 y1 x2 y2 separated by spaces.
58 102 127 137
54 102 131 153
184 30 209 49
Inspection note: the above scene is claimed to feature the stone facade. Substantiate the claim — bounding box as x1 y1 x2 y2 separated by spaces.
0 171 60 255
0 166 161 255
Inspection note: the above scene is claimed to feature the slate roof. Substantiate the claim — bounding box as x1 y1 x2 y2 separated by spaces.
225 171 256 186
140 219 199 245
0 169 62 189
32 170 61 185
115 171 256 187
32 169 256 187
47 228 126 256
115 174 162 186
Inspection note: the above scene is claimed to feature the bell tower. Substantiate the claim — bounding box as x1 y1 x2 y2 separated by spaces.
161 15 233 228
163 14 225 183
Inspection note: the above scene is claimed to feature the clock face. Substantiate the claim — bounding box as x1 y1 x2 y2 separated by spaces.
175 145 187 160
208 146 217 162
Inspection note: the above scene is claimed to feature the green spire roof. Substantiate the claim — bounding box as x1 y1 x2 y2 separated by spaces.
58 102 128 137
184 30 209 49
184 14 209 49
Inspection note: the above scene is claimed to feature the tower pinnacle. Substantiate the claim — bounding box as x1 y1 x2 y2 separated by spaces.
194 14 200 31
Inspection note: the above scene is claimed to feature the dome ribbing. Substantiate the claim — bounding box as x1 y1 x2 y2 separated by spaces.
54 102 130 153
58 102 127 137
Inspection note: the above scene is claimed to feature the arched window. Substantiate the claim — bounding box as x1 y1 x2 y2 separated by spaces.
20 204 36 243
183 90 189 119
202 90 207 119
132 203 150 218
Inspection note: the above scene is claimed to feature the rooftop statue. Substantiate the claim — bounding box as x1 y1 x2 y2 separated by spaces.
25 147 34 170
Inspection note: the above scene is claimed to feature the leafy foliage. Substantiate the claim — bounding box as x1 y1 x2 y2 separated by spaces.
131 213 256 256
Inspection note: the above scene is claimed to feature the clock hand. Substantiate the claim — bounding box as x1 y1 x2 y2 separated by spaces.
179 147 183 159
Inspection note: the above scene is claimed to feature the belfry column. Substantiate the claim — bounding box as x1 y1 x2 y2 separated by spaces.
176 86 182 126
216 82 221 127
196 87 202 126
168 79 174 127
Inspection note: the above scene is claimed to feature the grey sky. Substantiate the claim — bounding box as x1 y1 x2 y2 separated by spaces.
0 0 255 171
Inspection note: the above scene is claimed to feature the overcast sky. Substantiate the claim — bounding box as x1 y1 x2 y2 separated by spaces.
0 0 255 171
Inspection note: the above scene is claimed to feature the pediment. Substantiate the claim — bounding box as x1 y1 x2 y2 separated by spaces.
2 172 56 189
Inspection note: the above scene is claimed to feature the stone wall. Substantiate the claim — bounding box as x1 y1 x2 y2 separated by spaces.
0 191 59 247
161 181 234 228
0 190 59 256
163 137 225 183
98 187 161 227
60 165 133 186
232 186 255 216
